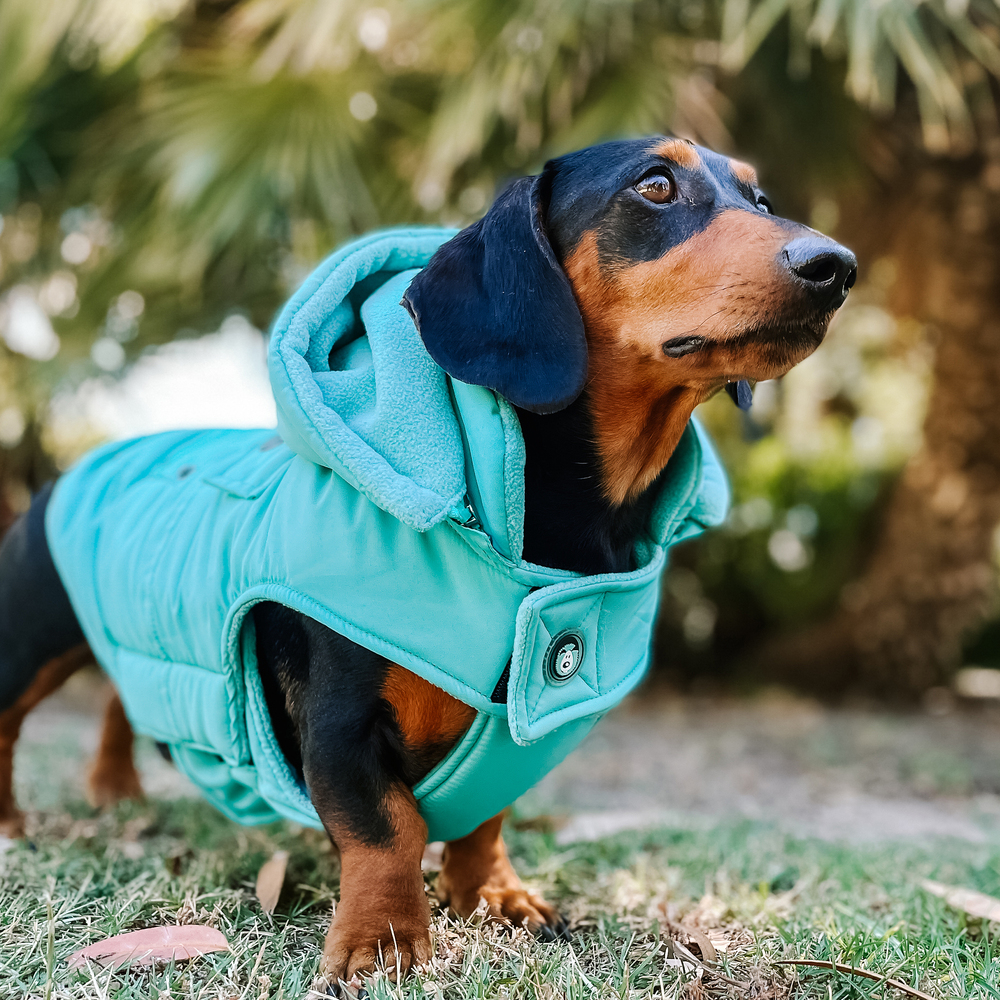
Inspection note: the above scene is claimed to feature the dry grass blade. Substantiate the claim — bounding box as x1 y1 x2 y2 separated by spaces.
67 925 229 969
921 879 1000 921
255 849 289 914
775 959 938 999
670 939 751 989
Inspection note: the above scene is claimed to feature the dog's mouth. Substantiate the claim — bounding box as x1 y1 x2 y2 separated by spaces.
661 335 706 358
663 317 831 368
662 318 831 412
732 318 830 360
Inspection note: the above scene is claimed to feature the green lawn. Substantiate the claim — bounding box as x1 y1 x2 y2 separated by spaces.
2 794 1000 998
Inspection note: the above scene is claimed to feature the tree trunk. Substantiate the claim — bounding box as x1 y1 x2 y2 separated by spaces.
766 129 1000 698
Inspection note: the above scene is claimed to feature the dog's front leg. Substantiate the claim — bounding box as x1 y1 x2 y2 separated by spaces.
318 787 432 986
437 813 565 937
252 606 435 987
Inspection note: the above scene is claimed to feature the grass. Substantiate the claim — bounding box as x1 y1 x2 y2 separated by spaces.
4 793 1000 999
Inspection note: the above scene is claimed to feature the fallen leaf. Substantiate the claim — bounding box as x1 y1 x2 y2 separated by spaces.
922 879 1000 921
680 924 717 964
255 850 289 914
68 925 229 969
776 959 937 1000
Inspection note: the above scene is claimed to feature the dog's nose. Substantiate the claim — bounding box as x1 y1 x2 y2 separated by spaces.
782 236 858 311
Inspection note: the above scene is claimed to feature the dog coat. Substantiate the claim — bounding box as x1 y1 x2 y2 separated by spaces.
45 229 730 842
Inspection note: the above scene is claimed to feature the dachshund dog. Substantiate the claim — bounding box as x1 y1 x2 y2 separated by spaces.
0 137 855 987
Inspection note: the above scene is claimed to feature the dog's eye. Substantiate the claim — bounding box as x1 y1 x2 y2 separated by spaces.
756 195 773 214
636 173 676 204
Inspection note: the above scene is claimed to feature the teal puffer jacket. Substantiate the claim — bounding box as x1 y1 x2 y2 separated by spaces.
46 229 730 842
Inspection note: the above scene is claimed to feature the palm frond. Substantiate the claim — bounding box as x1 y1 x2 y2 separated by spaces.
722 0 1000 150
410 0 699 200
0 0 189 155
226 0 361 78
0 0 78 152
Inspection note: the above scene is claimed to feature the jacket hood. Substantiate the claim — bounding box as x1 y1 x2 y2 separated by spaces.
268 228 465 532
268 226 729 551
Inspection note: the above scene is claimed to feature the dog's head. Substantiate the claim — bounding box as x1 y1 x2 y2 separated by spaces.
404 137 856 504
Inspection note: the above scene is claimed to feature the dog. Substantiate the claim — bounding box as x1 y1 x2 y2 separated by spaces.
0 136 855 988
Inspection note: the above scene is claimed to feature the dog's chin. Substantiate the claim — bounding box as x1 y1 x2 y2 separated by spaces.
725 319 831 379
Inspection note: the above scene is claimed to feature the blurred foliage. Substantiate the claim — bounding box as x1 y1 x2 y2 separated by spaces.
657 273 933 683
3 0 1000 680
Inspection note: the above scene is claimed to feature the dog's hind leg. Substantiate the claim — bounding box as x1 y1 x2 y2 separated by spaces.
0 483 87 708
0 482 91 835
0 643 91 835
86 690 143 808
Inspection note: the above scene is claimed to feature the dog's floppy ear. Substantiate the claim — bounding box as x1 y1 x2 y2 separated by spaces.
402 174 587 415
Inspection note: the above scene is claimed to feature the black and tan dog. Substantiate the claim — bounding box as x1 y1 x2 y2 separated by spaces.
0 137 855 985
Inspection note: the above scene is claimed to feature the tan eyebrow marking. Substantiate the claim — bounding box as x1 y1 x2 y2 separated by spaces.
652 138 701 170
730 159 759 187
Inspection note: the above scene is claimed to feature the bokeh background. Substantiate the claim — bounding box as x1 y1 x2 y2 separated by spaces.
4 0 1000 706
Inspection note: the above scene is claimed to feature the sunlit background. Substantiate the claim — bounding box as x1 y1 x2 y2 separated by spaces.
4 0 1000 702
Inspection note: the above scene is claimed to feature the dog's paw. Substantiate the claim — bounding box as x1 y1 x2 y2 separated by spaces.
320 917 432 986
438 859 569 940
86 762 144 809
312 973 370 999
465 885 568 937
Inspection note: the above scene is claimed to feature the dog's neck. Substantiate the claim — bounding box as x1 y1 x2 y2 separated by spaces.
585 337 705 507
516 384 699 575
556 236 710 512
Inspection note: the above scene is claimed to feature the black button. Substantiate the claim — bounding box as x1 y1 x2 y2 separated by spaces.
545 631 585 683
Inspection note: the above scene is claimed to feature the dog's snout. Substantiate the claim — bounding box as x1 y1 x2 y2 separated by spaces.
782 236 857 311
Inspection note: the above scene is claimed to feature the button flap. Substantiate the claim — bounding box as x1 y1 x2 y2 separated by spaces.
507 550 667 745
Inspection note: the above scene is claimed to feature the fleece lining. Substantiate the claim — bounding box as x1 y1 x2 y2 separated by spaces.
269 229 466 531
